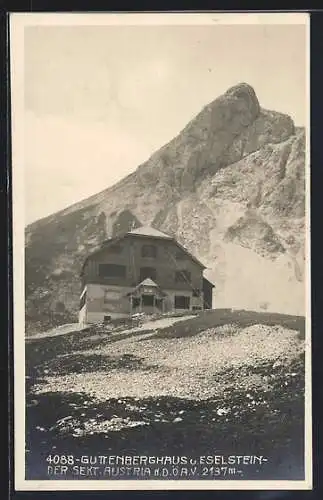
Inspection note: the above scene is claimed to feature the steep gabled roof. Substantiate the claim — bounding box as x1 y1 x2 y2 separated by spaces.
126 277 168 297
81 225 206 273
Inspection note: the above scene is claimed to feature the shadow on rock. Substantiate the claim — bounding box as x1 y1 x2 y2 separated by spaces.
29 353 155 378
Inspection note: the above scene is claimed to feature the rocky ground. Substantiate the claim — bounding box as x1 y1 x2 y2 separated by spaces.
25 310 306 481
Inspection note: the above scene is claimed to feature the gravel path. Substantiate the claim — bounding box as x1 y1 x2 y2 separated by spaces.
116 314 197 335
27 314 196 341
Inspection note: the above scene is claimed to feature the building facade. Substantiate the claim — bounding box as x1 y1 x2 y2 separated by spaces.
79 226 214 327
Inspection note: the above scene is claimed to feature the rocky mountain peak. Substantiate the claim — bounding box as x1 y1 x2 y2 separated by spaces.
225 82 260 117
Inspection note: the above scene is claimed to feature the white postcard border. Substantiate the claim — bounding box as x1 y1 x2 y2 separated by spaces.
10 11 312 491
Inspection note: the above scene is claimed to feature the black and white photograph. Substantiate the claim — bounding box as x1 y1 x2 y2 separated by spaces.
10 12 311 490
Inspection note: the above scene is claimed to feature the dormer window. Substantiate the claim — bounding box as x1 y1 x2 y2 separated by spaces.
142 244 157 258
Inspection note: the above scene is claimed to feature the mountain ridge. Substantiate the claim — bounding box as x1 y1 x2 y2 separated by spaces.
25 83 306 333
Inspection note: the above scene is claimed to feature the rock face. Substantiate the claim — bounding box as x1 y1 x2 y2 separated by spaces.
25 83 306 333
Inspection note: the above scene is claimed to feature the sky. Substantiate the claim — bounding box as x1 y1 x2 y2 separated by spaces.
23 18 308 224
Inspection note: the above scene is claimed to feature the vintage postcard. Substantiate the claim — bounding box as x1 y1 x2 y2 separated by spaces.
10 12 311 491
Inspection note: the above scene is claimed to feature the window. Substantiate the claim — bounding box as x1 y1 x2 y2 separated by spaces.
107 244 122 254
142 294 154 307
140 267 157 281
104 289 121 302
175 295 190 310
79 291 87 310
175 270 191 283
192 289 201 297
142 244 157 258
99 263 126 278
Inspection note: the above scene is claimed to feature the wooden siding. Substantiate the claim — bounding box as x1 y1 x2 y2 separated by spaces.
82 235 203 292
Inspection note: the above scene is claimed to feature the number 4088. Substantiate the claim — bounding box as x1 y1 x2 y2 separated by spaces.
46 455 74 465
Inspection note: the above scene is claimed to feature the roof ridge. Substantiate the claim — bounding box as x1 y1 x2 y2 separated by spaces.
127 225 173 239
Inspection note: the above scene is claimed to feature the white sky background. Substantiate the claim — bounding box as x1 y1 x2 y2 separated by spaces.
24 21 307 225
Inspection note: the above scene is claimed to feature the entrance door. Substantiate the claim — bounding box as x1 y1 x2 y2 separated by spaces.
131 294 163 314
142 294 154 307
